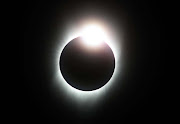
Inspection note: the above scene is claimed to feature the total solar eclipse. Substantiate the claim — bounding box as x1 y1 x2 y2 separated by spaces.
60 36 115 91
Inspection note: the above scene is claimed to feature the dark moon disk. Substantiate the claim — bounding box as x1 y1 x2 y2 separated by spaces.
60 37 115 91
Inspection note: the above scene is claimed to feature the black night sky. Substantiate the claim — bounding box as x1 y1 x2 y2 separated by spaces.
23 0 161 122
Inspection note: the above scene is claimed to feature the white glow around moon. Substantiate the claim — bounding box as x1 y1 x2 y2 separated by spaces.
52 20 123 106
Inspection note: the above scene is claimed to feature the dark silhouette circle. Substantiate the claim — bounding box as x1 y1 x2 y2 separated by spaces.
59 36 115 91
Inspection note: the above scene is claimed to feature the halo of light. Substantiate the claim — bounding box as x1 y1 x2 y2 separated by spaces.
52 21 123 106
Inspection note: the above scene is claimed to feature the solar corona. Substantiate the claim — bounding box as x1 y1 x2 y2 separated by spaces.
53 22 122 104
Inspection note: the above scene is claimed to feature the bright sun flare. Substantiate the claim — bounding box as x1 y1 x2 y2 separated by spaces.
81 25 106 46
